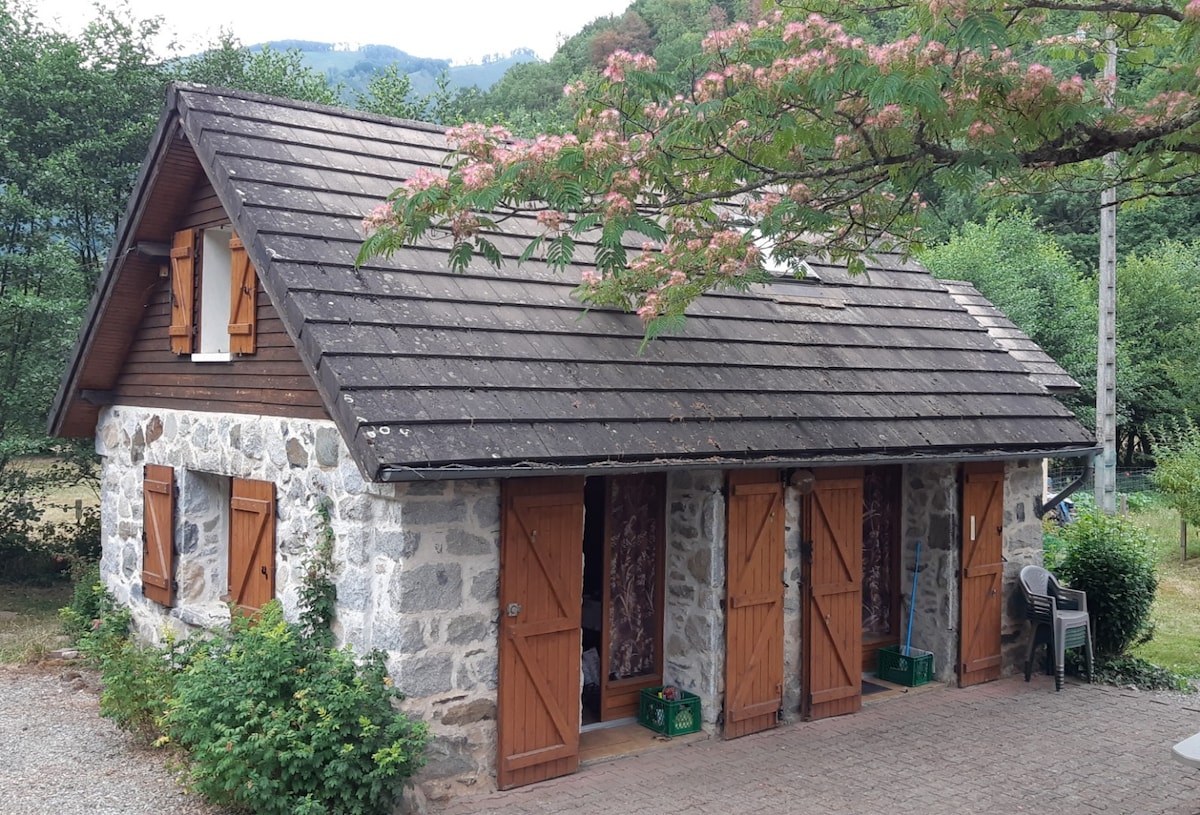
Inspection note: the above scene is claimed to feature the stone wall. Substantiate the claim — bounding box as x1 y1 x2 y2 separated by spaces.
664 470 726 727
93 405 502 803
901 462 961 683
1001 459 1045 675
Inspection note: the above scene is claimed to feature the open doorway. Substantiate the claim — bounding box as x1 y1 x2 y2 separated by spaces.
580 473 666 728
861 466 902 674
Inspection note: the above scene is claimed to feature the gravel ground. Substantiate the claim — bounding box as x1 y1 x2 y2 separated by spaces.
0 664 229 815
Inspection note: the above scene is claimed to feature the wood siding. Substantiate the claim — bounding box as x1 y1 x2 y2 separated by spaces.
113 179 326 420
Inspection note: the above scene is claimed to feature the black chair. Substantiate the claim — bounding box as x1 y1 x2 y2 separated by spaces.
1019 564 1094 691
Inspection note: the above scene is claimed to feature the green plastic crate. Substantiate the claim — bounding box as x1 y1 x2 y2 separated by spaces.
876 645 934 687
638 686 701 737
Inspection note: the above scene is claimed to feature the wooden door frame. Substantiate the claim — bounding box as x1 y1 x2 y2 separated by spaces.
598 474 666 721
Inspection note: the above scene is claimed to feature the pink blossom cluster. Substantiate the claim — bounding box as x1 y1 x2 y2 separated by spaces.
536 210 568 234
602 50 657 83
1187 0 1200 20
702 21 753 54
445 123 513 160
361 202 393 232
404 167 448 193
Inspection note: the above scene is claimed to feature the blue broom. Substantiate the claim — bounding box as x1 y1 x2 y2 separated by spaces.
903 540 923 657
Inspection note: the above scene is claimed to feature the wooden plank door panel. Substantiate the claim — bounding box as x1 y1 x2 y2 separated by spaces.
724 469 785 739
498 477 584 790
803 471 863 720
960 463 1004 686
229 478 275 613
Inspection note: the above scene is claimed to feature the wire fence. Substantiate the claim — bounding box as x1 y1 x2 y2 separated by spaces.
1046 465 1158 496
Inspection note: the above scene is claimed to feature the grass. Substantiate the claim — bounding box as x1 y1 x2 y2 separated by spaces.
0 581 72 664
12 456 100 527
1129 499 1200 677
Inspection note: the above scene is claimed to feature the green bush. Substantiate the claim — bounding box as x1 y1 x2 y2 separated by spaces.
165 601 427 815
1057 512 1158 658
59 559 104 642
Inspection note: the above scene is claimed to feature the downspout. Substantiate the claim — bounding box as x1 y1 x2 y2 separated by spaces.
1036 457 1095 518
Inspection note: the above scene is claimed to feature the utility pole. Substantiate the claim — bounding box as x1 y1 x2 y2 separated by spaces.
1095 34 1119 514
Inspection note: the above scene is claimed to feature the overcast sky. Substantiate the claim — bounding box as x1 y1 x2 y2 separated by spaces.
33 1 634 64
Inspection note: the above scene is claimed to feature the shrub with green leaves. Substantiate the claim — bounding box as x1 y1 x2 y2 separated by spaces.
1152 417 1200 527
1056 512 1158 658
165 601 428 815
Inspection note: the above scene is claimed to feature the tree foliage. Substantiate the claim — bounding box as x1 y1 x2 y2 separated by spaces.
362 1 1200 338
1151 417 1200 527
1115 241 1200 460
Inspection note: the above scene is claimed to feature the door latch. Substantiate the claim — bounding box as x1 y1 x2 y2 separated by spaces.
506 602 522 618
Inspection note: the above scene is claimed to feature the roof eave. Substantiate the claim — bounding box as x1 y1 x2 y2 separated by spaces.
47 85 185 437
376 444 1101 482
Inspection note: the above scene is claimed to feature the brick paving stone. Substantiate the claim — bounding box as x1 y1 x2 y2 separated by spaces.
432 675 1200 815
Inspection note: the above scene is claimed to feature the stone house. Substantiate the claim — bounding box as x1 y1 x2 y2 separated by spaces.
50 83 1096 800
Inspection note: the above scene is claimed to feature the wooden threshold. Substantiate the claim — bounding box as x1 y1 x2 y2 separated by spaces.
861 674 946 705
579 720 708 766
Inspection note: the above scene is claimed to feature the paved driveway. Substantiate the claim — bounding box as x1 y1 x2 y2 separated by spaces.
434 675 1200 815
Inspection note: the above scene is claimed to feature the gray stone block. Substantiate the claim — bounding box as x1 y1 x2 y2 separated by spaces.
446 615 490 645
447 528 491 556
392 564 463 612
422 735 479 778
404 499 467 527
286 437 309 468
376 528 420 560
314 426 340 467
469 568 498 604
398 653 454 697
472 497 500 531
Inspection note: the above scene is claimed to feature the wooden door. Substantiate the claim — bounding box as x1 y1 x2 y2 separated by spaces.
497 477 584 790
724 469 785 739
959 463 1004 686
803 469 863 720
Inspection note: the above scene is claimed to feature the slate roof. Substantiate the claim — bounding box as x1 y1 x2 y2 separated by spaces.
942 279 1081 392
51 83 1096 480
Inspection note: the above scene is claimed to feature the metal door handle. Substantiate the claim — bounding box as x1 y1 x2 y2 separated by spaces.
506 602 522 617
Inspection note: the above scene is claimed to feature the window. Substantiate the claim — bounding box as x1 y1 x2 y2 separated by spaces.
140 465 276 614
169 227 258 359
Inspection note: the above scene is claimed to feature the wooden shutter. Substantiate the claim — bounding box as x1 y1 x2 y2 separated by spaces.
497 477 584 790
169 229 196 355
142 464 175 606
227 232 257 355
724 469 785 739
959 462 1004 687
229 478 275 613
802 469 863 720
